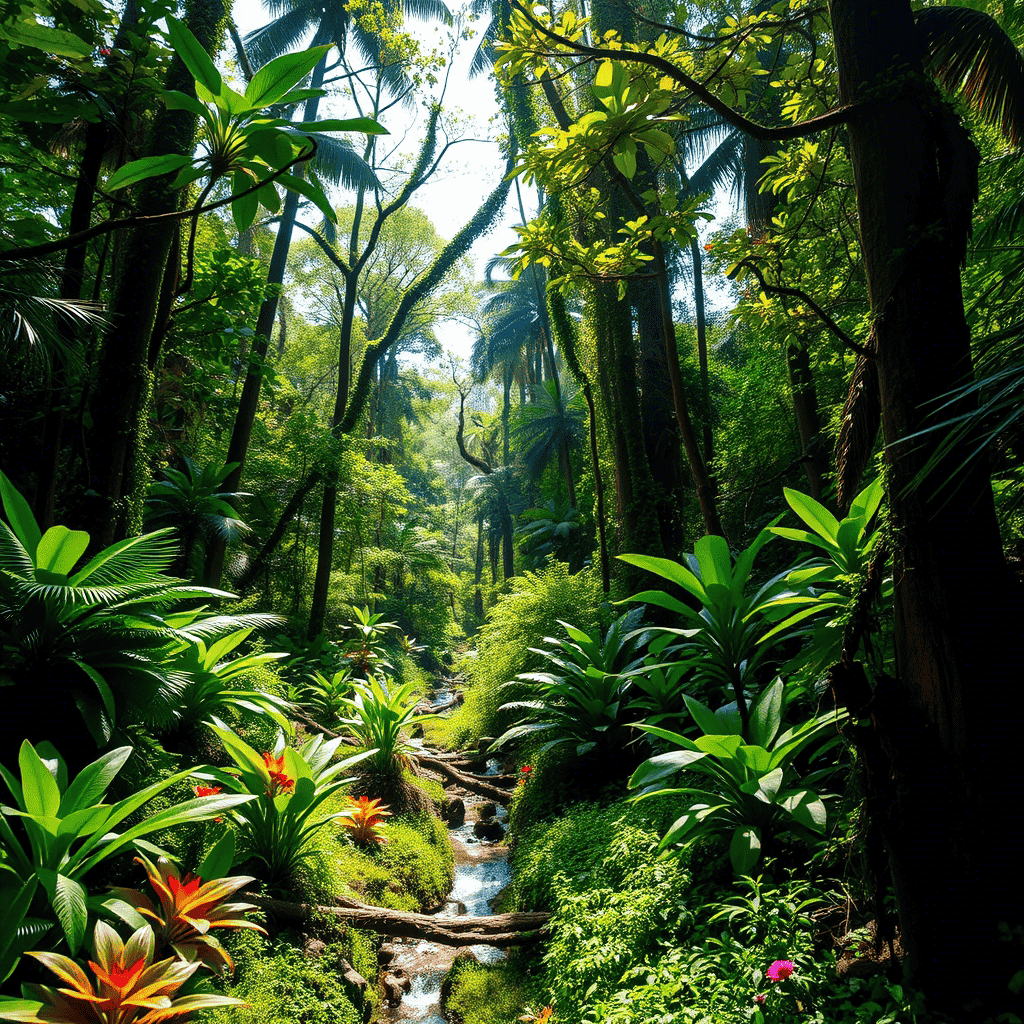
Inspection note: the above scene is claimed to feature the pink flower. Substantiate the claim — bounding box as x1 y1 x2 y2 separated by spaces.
766 959 795 982
753 993 767 1005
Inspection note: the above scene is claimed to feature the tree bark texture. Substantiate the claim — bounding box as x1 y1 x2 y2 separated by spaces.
830 2 1022 1014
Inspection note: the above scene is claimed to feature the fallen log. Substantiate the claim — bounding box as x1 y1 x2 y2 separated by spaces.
254 896 550 947
415 755 514 804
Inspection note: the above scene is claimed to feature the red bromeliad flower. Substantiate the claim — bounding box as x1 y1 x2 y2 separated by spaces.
194 784 221 798
262 752 295 797
766 959 795 982
520 765 533 776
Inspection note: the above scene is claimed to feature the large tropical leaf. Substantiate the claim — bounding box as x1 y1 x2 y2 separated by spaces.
917 5 1024 148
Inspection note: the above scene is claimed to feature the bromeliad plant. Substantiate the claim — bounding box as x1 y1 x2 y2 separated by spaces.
0 742 250 980
106 838 264 973
493 609 652 759
340 607 399 678
629 680 847 874
338 797 390 846
0 920 244 1024
338 676 436 778
198 723 371 883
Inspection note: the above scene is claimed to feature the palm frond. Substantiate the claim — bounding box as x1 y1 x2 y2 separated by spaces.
171 612 285 640
245 7 320 68
286 130 380 191
917 5 1024 148
71 530 180 587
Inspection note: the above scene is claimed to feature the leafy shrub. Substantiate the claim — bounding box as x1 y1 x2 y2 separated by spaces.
507 797 691 1023
442 957 529 1024
210 939 363 1024
440 564 607 747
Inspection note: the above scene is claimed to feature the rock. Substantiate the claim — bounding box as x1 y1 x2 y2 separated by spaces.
441 796 465 826
411 724 424 739
382 975 404 1006
477 801 497 821
440 949 480 1019
477 737 495 755
303 938 326 958
377 942 396 967
473 819 505 841
338 958 368 996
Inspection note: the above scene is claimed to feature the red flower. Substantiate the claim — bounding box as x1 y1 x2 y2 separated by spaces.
168 874 203 900
753 993 767 1005
520 765 533 774
704 242 714 251
99 46 111 57
766 959 795 982
194 785 221 798
263 752 295 797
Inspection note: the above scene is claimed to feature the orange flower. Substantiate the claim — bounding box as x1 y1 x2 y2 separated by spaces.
262 752 295 797
194 785 221 798
166 874 203 900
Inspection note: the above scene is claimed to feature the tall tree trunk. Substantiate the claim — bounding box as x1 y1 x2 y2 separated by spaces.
786 341 826 500
830 3 1021 1015
207 46 330 584
87 0 228 548
690 236 713 466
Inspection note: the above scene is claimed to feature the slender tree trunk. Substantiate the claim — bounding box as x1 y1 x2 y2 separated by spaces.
474 510 484 619
207 50 329 584
786 342 826 500
830 3 1021 1015
690 236 713 466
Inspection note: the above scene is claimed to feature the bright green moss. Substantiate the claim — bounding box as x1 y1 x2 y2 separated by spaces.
443 958 530 1024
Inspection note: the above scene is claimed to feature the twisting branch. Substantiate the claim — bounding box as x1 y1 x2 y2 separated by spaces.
511 1 869 142
0 143 315 264
728 258 871 356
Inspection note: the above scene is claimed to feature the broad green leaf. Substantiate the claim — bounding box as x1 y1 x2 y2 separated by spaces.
683 694 725 736
749 679 784 747
245 46 331 109
273 172 337 223
849 476 884 527
40 871 87 953
231 170 258 233
165 16 222 95
629 748 709 790
0 877 37 965
59 747 131 815
781 790 827 832
34 526 89 576
694 534 732 588
162 89 210 121
736 745 774 775
617 553 706 603
1 18 92 57
18 742 60 819
0 471 42 558
783 487 841 542
197 830 236 881
729 825 762 874
106 153 191 191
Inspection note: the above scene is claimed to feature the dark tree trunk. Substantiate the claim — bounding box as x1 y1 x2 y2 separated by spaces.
87 0 228 548
690 236 713 466
786 342 826 501
830 2 1022 1015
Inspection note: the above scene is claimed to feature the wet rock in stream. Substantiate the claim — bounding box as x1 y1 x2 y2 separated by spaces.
473 819 505 841
441 796 465 826
476 801 497 821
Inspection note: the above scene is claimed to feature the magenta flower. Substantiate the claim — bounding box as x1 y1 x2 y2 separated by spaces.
766 959 795 982
753 993 767 1005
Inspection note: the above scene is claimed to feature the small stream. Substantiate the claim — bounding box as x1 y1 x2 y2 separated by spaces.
382 693 511 1022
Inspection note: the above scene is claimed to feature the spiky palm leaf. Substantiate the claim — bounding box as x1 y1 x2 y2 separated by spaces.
917 5 1024 149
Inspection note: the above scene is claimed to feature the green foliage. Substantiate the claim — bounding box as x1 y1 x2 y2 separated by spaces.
108 19 386 231
442 564 607 747
494 609 650 760
765 478 891 675
199 724 369 884
0 741 248 976
442 957 529 1024
630 680 848 874
210 939 362 1024
337 675 435 777
165 629 292 734
619 530 802 725
507 797 691 1023
0 472 235 745
144 460 249 579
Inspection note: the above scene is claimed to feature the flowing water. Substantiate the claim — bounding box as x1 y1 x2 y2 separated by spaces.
382 696 511 1022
